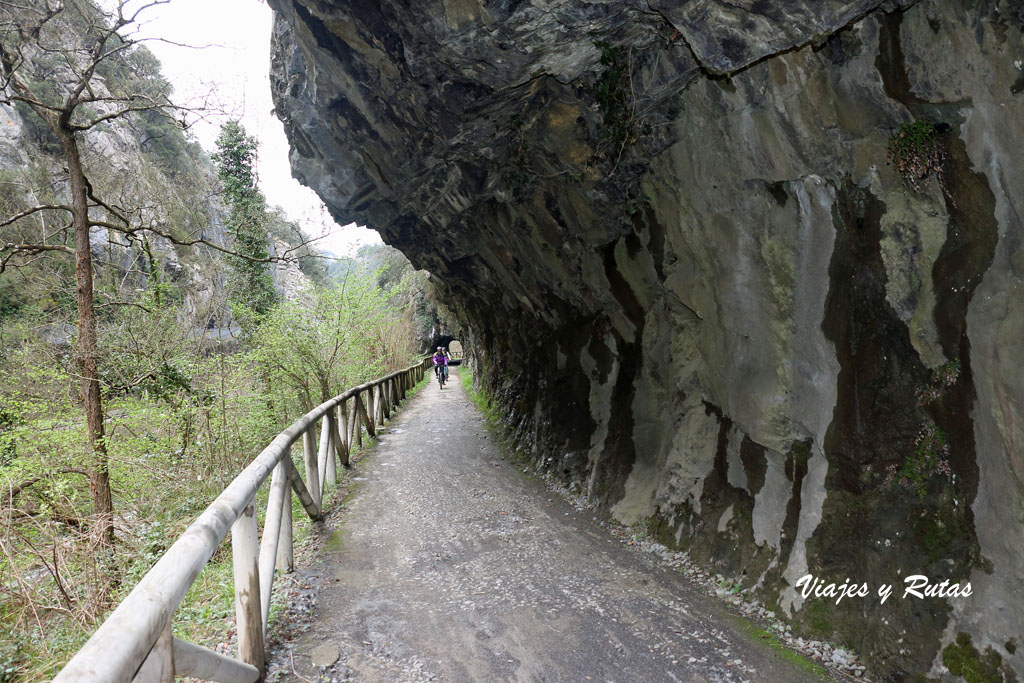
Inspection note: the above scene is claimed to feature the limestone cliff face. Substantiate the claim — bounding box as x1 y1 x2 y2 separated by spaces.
0 92 232 328
268 0 1024 678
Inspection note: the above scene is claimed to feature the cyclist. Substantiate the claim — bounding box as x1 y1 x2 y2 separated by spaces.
432 346 449 386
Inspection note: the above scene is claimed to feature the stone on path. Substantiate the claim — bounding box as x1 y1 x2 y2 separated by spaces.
310 642 339 668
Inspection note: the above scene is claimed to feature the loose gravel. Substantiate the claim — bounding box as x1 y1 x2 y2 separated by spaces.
264 372 846 683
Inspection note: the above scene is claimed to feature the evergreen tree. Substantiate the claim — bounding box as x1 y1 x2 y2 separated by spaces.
212 121 278 324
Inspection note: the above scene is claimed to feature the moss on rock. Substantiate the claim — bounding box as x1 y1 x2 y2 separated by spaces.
942 632 1008 683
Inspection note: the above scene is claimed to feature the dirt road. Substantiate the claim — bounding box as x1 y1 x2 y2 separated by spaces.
270 369 827 683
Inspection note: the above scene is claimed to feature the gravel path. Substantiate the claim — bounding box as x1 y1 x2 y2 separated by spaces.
269 370 829 683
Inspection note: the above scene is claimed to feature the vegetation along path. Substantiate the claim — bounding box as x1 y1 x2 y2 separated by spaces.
272 370 828 682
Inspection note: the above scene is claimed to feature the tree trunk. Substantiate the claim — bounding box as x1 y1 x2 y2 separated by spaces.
63 127 114 548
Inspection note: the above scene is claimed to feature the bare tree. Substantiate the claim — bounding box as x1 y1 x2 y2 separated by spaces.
0 0 200 548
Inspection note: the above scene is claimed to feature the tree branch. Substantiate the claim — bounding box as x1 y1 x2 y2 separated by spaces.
69 98 168 131
0 203 73 228
2 468 91 505
1 241 74 256
94 300 153 314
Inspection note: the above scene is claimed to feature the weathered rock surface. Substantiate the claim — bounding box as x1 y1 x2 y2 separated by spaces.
0 94 233 327
269 0 1024 678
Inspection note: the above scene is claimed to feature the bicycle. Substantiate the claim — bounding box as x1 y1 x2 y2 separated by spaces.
435 364 447 389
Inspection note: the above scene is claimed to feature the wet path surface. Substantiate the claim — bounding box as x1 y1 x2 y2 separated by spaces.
273 371 827 682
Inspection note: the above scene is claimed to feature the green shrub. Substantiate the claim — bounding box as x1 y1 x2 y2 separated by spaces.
887 119 945 191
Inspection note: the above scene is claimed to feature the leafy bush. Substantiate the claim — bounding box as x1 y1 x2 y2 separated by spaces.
0 640 21 683
887 119 946 191
253 271 405 412
886 422 952 499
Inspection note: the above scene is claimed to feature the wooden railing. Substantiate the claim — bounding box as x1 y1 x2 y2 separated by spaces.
53 357 432 683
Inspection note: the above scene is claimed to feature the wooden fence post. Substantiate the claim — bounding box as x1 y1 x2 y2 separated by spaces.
346 395 356 449
276 458 293 573
327 418 338 486
327 409 345 472
258 458 289 634
361 390 376 438
52 358 436 683
302 425 321 509
336 403 350 467
365 387 376 436
316 417 333 490
351 392 363 449
381 381 391 420
374 384 383 426
231 504 264 671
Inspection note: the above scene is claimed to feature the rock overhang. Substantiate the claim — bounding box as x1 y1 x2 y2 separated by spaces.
267 0 1024 678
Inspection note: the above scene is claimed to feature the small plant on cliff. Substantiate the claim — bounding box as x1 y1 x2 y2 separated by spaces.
943 632 1006 683
916 358 961 405
587 40 650 166
498 112 535 197
887 422 953 499
887 119 946 191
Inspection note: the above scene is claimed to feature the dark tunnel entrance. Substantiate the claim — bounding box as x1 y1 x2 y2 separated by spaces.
430 336 463 364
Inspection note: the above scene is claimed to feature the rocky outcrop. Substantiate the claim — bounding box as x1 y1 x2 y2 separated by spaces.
0 92 231 327
269 0 1024 678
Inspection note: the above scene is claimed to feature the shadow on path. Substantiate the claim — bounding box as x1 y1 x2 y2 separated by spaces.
270 370 830 682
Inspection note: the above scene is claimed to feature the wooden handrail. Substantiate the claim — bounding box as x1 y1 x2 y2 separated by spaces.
53 357 432 683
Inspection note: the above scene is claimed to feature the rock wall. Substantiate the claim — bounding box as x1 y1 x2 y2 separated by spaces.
0 92 231 328
268 0 1023 678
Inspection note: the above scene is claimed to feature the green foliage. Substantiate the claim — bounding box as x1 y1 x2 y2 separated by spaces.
0 6 358 677
888 422 952 499
141 361 198 404
1 34 420 674
917 359 961 405
0 639 20 683
942 632 1005 683
887 119 945 191
0 399 23 467
170 557 235 645
888 119 939 159
14 100 62 155
95 40 172 102
213 121 278 325
893 357 961 499
457 366 498 423
355 243 442 349
587 40 650 163
134 108 197 176
592 41 632 138
253 270 405 411
914 507 968 564
729 615 830 678
0 304 292 678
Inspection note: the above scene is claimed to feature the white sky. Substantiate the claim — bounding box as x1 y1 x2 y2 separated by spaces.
124 0 382 256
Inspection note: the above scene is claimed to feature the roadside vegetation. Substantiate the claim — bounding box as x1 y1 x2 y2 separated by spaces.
0 2 435 679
